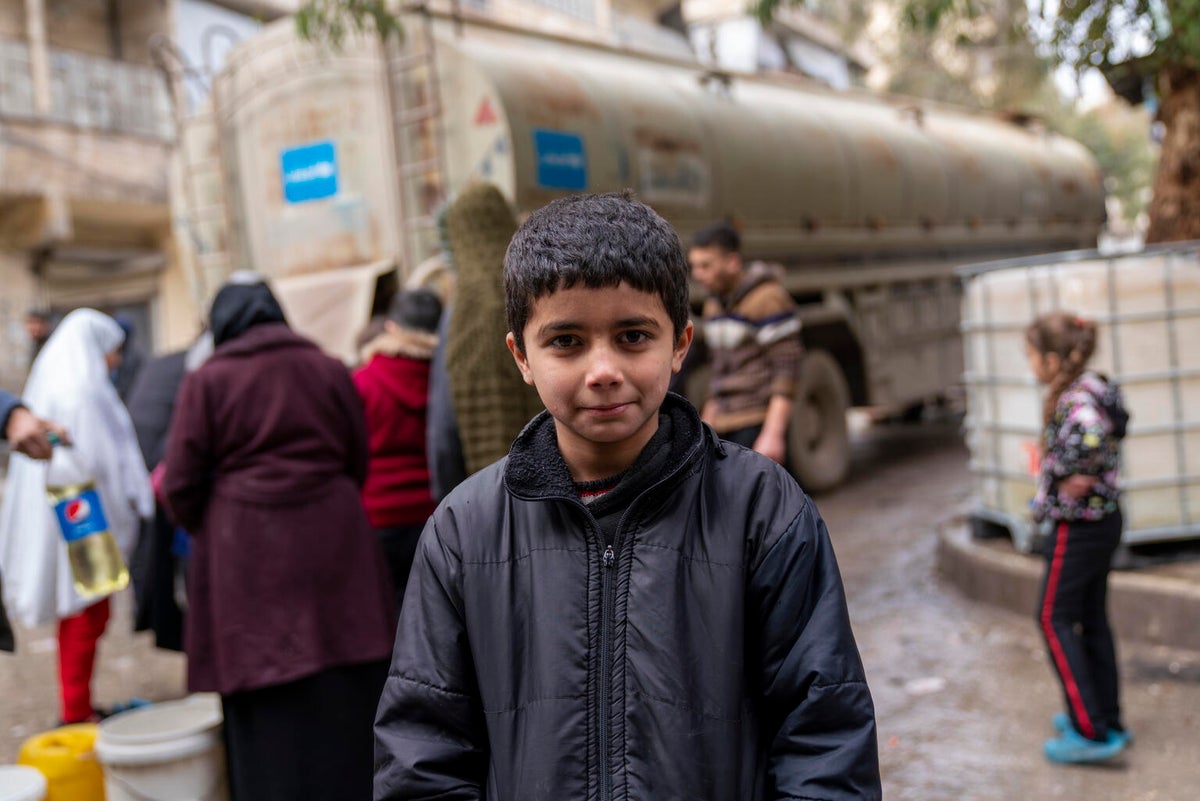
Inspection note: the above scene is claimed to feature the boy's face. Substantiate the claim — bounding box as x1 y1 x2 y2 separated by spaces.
688 244 742 296
507 281 693 481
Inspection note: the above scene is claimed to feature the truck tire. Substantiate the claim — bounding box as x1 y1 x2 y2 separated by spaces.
788 350 851 494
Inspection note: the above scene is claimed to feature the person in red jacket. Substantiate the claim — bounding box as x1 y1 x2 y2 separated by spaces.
354 287 443 611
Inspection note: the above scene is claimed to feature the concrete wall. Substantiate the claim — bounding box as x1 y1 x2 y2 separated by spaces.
1 122 170 205
0 3 27 39
29 0 166 65
44 0 113 58
0 252 39 395
119 0 171 64
157 236 207 351
0 0 192 362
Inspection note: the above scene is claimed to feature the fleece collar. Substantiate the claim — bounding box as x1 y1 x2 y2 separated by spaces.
504 392 708 502
359 327 438 363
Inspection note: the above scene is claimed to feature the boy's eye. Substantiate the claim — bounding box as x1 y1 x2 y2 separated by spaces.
548 334 580 349
619 330 651 345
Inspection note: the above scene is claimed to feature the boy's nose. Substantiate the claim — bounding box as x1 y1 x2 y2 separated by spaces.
585 347 623 387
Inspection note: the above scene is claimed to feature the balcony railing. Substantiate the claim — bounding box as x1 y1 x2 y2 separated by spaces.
0 38 173 141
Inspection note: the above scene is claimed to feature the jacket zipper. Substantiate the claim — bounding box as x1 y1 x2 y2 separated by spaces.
506 417 710 801
599 542 616 801
540 456 699 801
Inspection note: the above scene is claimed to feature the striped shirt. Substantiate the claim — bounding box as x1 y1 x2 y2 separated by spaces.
701 262 804 435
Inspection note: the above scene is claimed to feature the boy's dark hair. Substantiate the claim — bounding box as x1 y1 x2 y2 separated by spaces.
388 288 443 334
504 192 689 352
690 220 740 253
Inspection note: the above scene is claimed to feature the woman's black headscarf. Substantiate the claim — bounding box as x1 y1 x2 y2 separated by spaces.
209 280 288 347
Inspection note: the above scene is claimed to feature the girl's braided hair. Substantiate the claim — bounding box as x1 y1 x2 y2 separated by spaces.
1025 311 1098 427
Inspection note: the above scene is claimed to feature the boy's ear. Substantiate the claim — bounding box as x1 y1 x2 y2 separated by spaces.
671 320 695 374
506 332 536 385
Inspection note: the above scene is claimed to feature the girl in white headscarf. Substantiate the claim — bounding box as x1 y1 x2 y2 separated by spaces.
0 309 153 723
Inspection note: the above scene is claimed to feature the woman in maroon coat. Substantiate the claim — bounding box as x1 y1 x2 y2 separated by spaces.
162 276 396 801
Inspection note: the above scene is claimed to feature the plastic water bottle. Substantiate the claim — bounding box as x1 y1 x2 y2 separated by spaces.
45 442 129 598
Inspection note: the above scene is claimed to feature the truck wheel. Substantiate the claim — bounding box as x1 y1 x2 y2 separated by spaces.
788 350 851 494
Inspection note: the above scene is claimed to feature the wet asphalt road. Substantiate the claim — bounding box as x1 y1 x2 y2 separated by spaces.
2 416 1198 798
821 415 1199 801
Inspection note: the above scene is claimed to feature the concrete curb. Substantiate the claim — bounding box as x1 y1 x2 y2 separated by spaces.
937 523 1200 652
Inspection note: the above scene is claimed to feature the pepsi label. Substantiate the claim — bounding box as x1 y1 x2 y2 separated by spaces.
53 488 110 543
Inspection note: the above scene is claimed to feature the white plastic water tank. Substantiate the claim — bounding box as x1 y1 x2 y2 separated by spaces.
959 243 1200 551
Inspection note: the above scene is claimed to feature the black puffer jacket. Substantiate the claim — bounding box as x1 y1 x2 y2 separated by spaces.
375 395 880 800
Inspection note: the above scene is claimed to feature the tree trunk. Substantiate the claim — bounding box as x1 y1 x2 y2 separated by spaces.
1145 63 1200 243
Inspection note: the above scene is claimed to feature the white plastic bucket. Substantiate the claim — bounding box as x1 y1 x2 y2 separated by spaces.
0 766 47 801
95 695 228 801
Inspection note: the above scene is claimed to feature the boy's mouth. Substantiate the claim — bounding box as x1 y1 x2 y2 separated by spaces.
585 402 631 415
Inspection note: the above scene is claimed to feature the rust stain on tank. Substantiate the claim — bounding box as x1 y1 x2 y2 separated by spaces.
944 142 984 182
634 128 701 154
511 64 598 123
863 134 898 170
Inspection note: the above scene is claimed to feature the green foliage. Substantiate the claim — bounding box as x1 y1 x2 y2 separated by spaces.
295 0 404 49
1045 102 1158 223
754 0 1196 75
900 0 979 32
1034 1 1170 75
750 0 807 26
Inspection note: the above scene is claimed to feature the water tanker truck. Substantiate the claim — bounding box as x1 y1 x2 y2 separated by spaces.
175 6 1105 491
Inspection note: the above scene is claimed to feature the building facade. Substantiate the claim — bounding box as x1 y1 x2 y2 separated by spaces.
0 0 288 392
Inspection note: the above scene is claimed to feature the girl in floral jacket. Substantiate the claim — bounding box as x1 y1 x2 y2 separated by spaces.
1025 311 1131 765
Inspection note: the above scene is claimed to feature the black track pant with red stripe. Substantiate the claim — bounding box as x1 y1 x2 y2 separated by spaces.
1037 509 1124 742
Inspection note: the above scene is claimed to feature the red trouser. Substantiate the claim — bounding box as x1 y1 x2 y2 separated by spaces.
57 598 110 723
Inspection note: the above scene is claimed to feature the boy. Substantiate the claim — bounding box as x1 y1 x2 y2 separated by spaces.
375 193 881 800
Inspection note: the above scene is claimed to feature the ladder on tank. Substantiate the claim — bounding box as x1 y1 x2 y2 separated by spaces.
387 9 450 276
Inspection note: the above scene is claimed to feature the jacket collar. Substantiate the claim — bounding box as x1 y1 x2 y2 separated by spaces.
504 393 711 503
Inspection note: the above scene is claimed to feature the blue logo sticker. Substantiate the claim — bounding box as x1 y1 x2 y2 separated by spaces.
53 488 110 543
281 141 339 203
534 129 587 191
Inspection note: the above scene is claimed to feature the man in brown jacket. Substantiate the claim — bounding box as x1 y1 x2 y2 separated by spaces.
689 221 803 465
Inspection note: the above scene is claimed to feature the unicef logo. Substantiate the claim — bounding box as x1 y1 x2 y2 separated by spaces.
64 498 91 525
